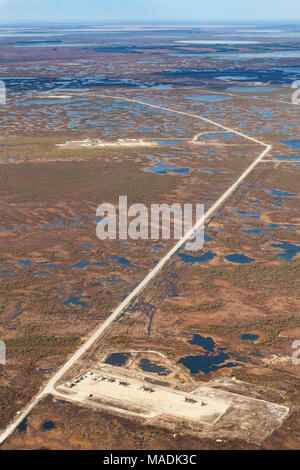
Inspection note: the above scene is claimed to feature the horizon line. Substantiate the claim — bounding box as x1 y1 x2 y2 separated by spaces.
1 19 300 25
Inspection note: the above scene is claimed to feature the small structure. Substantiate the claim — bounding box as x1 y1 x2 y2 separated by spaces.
119 380 129 387
141 386 155 393
185 397 197 404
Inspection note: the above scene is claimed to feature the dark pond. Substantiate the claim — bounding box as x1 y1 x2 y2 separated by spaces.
105 352 131 367
178 250 216 264
38 368 53 374
17 417 28 432
108 255 131 267
188 334 215 352
225 253 255 264
63 295 90 307
177 353 239 374
266 189 298 198
68 260 90 269
241 334 259 341
42 420 55 430
139 358 171 376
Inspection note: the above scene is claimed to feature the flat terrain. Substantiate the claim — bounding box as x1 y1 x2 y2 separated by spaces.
0 22 299 450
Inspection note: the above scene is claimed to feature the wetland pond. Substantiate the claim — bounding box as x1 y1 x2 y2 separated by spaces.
105 352 131 367
241 334 259 341
144 161 190 175
179 334 239 374
178 250 216 264
280 140 300 150
225 253 255 264
42 421 55 430
177 353 239 374
138 358 171 376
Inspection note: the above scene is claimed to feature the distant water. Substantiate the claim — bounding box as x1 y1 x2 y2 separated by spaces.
144 161 190 175
19 98 75 106
108 255 131 267
68 260 90 269
178 250 216 264
213 50 300 60
280 140 300 150
186 94 232 102
175 40 260 44
15 43 104 48
266 189 298 198
227 86 279 92
217 75 256 81
273 155 300 162
217 31 300 38
270 240 300 261
155 139 183 145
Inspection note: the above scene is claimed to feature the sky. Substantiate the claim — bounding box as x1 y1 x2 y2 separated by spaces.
0 0 299 23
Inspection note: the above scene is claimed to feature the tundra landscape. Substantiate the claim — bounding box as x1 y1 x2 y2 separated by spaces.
0 18 299 452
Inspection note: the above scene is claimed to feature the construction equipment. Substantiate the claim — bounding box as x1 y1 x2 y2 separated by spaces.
184 397 197 404
119 380 129 387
